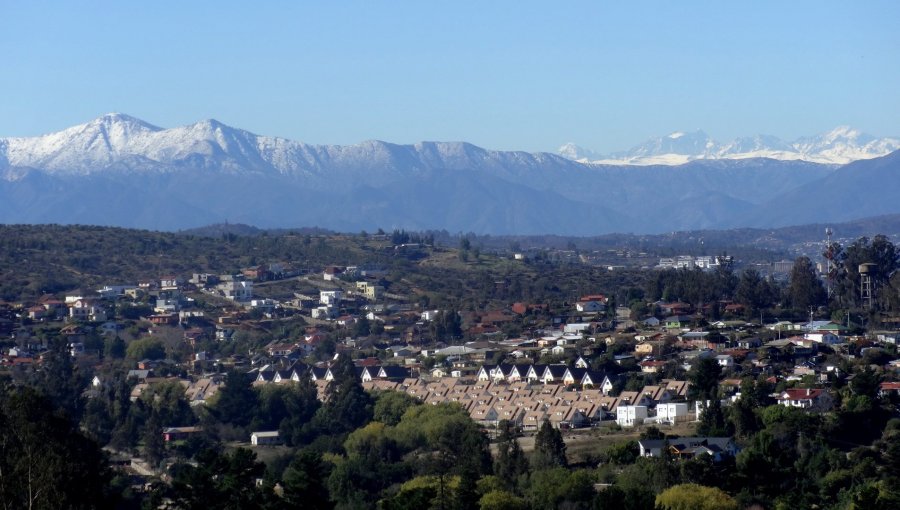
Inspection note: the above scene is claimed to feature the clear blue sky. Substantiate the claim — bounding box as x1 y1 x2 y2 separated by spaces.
1 1 898 153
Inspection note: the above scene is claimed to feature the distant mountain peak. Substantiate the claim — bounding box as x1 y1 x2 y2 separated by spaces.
89 112 161 131
562 127 900 165
1 113 898 236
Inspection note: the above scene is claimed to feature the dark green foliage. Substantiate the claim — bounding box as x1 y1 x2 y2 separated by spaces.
643 266 737 307
494 420 529 492
125 337 166 360
616 457 679 510
166 448 270 509
526 467 595 510
315 354 374 437
605 440 640 465
282 450 333 509
532 420 567 469
787 256 827 311
0 387 112 509
429 310 463 343
697 398 730 437
688 357 722 401
734 268 778 314
212 370 259 430
372 390 421 426
29 337 86 420
104 335 127 358
353 315 371 337
728 379 764 439
277 376 322 446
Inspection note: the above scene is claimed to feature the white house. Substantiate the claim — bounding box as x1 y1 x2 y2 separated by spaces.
777 388 833 411
319 290 343 306
564 323 592 334
68 299 107 322
655 402 690 424
220 280 253 301
616 405 648 427
804 332 843 345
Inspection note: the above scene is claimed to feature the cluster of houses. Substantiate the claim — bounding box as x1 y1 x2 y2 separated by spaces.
657 255 728 270
248 352 696 430
4 251 900 448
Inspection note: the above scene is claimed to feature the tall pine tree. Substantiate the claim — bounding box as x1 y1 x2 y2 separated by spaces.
494 420 529 491
532 420 567 469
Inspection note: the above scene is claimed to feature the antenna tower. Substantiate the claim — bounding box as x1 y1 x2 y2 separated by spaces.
823 227 835 297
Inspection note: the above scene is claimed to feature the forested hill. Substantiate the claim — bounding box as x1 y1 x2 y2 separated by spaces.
0 224 390 301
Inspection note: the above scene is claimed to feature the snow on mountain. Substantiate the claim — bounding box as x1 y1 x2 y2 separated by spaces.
557 143 603 162
4 113 162 173
561 127 900 166
0 114 582 184
2 113 898 235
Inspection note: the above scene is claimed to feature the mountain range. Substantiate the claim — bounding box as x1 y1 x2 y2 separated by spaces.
559 127 900 166
1 113 898 235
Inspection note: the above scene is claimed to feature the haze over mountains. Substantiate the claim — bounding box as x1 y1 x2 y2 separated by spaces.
559 127 900 166
1 114 898 235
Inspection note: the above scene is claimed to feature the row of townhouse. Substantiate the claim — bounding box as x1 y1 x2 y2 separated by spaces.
475 363 614 393
355 377 691 431
252 362 413 387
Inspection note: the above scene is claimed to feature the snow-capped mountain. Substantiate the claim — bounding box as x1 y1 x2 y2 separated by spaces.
1 113 898 235
561 127 900 165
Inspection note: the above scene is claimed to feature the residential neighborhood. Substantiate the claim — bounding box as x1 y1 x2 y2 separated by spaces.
1 225 899 509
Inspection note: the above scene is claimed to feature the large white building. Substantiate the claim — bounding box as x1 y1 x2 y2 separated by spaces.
319 289 343 306
655 402 690 424
616 405 648 427
219 280 253 301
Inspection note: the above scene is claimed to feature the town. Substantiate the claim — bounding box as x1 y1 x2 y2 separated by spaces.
0 224 898 509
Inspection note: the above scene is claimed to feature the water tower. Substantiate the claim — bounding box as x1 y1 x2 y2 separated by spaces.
860 263 877 309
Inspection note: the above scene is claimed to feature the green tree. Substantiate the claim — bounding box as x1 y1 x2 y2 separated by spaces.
655 483 739 510
728 378 762 439
167 447 270 509
282 450 333 510
479 490 526 510
493 420 529 492
697 397 729 437
125 337 166 360
104 335 126 359
688 357 722 401
532 420 567 469
0 387 112 509
354 315 371 337
314 354 374 436
278 375 322 446
373 390 420 426
30 337 86 420
616 457 678 508
526 467 594 510
787 256 826 311
143 411 166 466
734 268 777 313
605 440 639 465
212 370 258 430
394 402 492 504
